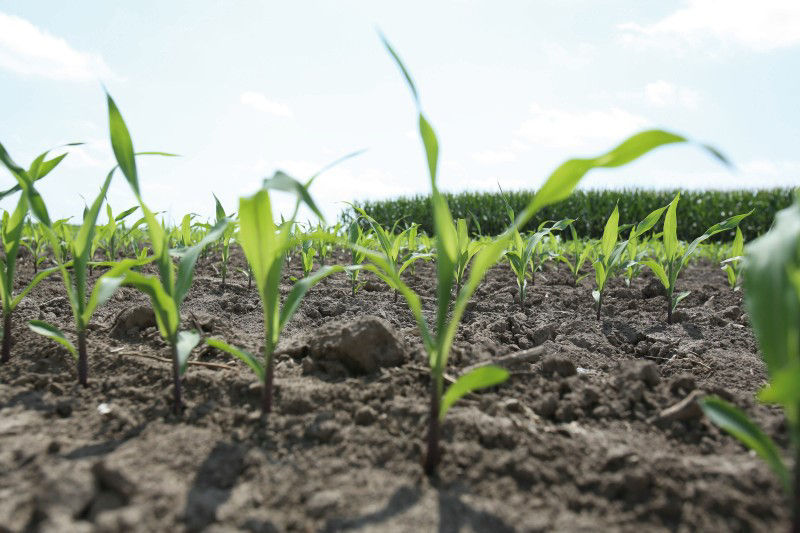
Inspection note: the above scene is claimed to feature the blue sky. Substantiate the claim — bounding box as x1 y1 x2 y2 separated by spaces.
0 1 798 223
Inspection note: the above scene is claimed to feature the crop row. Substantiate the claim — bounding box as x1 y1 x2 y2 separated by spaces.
2 34 799 527
349 185 790 241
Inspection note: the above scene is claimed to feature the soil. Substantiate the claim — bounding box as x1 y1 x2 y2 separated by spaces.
0 248 788 532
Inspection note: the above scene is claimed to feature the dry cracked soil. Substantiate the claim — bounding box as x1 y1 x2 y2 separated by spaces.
0 248 788 532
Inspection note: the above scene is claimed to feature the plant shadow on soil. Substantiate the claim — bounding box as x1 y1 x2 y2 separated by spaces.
0 248 791 531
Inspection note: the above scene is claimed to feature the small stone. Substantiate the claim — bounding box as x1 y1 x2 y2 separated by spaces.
293 316 407 374
353 406 376 426
55 399 72 418
306 489 341 518
541 355 576 377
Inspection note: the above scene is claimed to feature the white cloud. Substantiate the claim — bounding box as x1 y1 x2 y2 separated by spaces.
515 103 649 150
0 12 116 81
619 0 800 52
643 80 700 109
240 91 293 117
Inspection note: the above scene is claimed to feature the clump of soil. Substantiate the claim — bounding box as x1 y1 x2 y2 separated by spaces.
0 250 789 531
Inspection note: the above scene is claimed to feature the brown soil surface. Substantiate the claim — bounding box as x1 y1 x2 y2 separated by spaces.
0 249 787 532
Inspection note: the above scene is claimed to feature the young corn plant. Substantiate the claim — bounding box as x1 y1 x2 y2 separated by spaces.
556 223 593 286
700 197 800 531
505 216 572 307
354 206 431 302
641 194 752 323
212 194 237 289
20 219 51 274
99 204 139 263
298 237 317 278
592 204 621 320
106 92 230 411
379 33 720 474
0 144 76 363
207 176 349 416
591 202 673 320
720 226 744 289
453 218 484 296
27 170 143 386
347 219 368 296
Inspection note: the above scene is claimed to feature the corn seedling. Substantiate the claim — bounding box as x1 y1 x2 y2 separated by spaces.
453 218 485 296
354 206 431 302
27 168 144 386
379 33 717 474
299 237 317 278
347 219 368 296
0 143 76 363
106 92 230 411
213 194 236 289
701 196 800 530
207 172 350 416
641 194 752 323
556 223 593 286
721 226 744 289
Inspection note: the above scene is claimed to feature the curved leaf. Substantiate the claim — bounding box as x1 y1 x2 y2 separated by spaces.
207 338 264 381
701 396 789 494
440 366 509 420
28 320 77 359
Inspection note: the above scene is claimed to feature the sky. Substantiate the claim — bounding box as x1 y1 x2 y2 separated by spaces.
0 1 798 224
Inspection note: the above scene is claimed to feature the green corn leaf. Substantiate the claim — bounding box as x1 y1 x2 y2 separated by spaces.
82 276 125 325
114 205 139 222
74 169 114 267
419 114 439 186
28 320 77 359
238 189 277 293
106 92 139 197
700 396 789 494
682 210 753 264
732 226 744 257
633 205 668 238
440 365 509 420
663 195 680 261
263 171 325 222
601 205 619 259
744 202 800 379
521 131 703 222
593 261 606 290
379 31 420 106
672 290 691 311
120 270 179 338
10 264 64 310
176 330 201 375
213 193 226 221
173 217 230 307
642 259 669 289
439 235 510 368
207 338 265 381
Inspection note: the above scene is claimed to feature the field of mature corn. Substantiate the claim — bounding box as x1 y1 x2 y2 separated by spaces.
1 37 798 532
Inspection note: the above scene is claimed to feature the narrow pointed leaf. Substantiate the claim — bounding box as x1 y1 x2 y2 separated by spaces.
440 366 509 420
28 320 77 359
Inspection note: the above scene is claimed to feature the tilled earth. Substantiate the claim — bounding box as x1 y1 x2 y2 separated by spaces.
0 249 787 532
